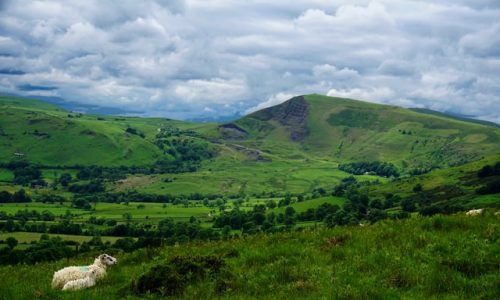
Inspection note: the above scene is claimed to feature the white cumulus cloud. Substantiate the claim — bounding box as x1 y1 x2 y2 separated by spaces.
0 0 498 121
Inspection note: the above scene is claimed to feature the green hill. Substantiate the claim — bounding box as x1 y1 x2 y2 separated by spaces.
0 95 214 167
1 94 499 195
1 213 498 299
228 94 500 171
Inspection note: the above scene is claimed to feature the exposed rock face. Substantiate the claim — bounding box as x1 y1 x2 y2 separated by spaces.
218 123 248 140
250 96 309 142
226 143 271 162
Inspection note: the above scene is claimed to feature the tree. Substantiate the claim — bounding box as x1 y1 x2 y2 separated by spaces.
13 165 42 185
72 198 91 210
0 191 12 203
370 199 383 209
41 210 55 221
266 200 277 209
123 213 133 225
12 189 30 203
6 237 18 250
285 206 296 217
401 198 416 212
58 173 72 187
222 225 231 237
253 212 265 225
478 165 494 178
413 184 423 193
284 207 296 226
367 208 387 224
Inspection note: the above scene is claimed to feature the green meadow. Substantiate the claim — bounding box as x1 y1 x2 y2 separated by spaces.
0 201 215 223
0 232 123 245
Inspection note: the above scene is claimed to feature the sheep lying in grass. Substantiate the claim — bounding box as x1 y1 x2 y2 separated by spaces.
466 209 484 216
52 254 117 290
62 269 98 291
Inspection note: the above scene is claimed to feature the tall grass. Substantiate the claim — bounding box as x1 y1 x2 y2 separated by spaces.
0 212 498 299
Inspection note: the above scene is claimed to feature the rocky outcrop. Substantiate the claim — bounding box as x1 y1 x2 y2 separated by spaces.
218 123 248 140
250 96 309 142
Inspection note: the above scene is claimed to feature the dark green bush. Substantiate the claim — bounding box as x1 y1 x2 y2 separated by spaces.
131 255 231 296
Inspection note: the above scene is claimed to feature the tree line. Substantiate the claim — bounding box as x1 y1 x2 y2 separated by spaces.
339 161 400 177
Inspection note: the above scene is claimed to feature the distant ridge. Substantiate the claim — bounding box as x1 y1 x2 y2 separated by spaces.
409 108 500 128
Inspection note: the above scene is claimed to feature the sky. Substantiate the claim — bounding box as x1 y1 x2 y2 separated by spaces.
0 0 499 122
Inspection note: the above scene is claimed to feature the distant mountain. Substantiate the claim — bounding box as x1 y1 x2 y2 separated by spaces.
23 95 145 115
409 108 500 128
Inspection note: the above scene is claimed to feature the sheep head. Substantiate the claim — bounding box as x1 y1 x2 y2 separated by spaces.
98 254 118 266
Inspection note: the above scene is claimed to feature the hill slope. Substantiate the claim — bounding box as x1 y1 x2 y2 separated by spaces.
0 213 499 299
228 94 500 170
0 95 213 167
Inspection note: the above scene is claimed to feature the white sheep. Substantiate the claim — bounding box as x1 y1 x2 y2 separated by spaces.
62 268 98 291
466 208 484 216
52 254 117 290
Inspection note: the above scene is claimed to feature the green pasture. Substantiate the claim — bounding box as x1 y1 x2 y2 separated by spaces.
0 169 13 182
0 232 124 245
0 202 215 223
272 196 346 214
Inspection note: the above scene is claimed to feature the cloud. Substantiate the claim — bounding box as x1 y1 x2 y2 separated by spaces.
327 87 394 102
459 23 500 57
244 92 296 114
0 68 25 75
174 78 247 104
18 84 58 91
0 0 498 122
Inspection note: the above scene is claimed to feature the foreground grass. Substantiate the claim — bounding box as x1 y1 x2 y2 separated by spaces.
0 212 499 299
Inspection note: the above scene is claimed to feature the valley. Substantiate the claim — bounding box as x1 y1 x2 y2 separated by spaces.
0 94 499 299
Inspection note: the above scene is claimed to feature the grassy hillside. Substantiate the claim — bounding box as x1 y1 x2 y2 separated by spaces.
232 94 500 171
363 153 500 209
0 213 498 299
1 94 499 195
0 95 212 167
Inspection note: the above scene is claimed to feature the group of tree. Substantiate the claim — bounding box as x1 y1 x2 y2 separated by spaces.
68 180 105 194
0 216 223 265
125 126 145 138
155 125 200 139
339 161 400 177
476 162 500 195
0 209 55 222
0 235 73 265
213 204 298 234
0 189 31 203
153 138 217 173
71 191 224 205
399 184 464 216
76 166 125 182
477 162 500 178
2 161 45 186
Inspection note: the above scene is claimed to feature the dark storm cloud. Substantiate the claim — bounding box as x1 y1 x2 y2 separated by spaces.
0 68 25 75
18 84 58 91
0 0 499 122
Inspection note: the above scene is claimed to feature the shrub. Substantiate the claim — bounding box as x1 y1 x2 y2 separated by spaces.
131 255 231 296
